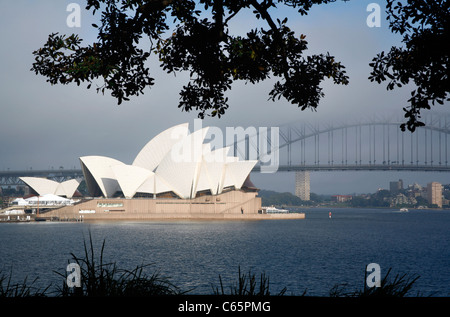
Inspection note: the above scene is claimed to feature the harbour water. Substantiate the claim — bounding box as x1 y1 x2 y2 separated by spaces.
0 208 449 296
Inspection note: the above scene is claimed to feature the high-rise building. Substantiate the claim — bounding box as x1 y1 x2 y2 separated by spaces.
427 182 443 208
389 179 403 193
295 171 310 201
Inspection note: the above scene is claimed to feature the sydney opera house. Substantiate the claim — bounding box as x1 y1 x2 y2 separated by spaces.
16 122 305 220
79 123 257 200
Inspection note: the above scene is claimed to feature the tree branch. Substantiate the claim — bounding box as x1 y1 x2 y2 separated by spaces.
213 0 225 40
250 0 278 32
249 0 290 78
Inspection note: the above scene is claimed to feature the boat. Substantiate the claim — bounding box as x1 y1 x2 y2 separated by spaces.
264 206 290 213
399 208 409 212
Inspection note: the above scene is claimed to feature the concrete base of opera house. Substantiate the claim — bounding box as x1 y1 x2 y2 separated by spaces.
41 190 305 221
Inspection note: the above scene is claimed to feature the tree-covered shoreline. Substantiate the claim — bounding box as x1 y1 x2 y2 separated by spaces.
258 187 450 209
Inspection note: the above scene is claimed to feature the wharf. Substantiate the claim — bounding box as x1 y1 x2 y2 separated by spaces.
0 214 84 223
0 212 305 222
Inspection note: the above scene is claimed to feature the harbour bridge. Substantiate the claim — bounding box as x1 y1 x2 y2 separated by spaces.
2 113 450 188
252 113 450 173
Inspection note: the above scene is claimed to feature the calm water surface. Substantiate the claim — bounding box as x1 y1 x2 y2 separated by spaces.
1 208 449 296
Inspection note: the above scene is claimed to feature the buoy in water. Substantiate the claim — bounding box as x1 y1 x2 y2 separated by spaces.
329 211 332 218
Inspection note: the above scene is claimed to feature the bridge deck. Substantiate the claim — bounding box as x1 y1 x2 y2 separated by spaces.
2 164 450 187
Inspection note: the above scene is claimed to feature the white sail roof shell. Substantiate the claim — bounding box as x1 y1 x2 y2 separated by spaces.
20 177 58 195
20 177 80 198
80 156 125 198
132 123 190 172
55 179 81 198
225 160 258 190
195 147 230 195
136 173 174 195
155 127 209 199
220 157 239 191
111 165 153 199
190 144 214 197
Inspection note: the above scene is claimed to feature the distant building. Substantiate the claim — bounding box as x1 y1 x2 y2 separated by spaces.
295 171 310 201
427 182 443 208
443 198 450 207
332 195 352 203
391 193 417 207
390 179 403 193
407 183 423 197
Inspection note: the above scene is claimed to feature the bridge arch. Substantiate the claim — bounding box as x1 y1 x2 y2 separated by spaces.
249 113 450 172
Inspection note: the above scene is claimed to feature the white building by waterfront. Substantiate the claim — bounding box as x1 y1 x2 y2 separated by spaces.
79 123 258 199
13 123 307 220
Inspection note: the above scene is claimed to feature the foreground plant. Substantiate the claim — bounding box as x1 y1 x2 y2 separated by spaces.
212 266 287 296
329 267 420 297
55 233 181 296
0 269 49 297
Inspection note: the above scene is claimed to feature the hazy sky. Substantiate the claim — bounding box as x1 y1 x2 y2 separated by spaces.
1 1 449 195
